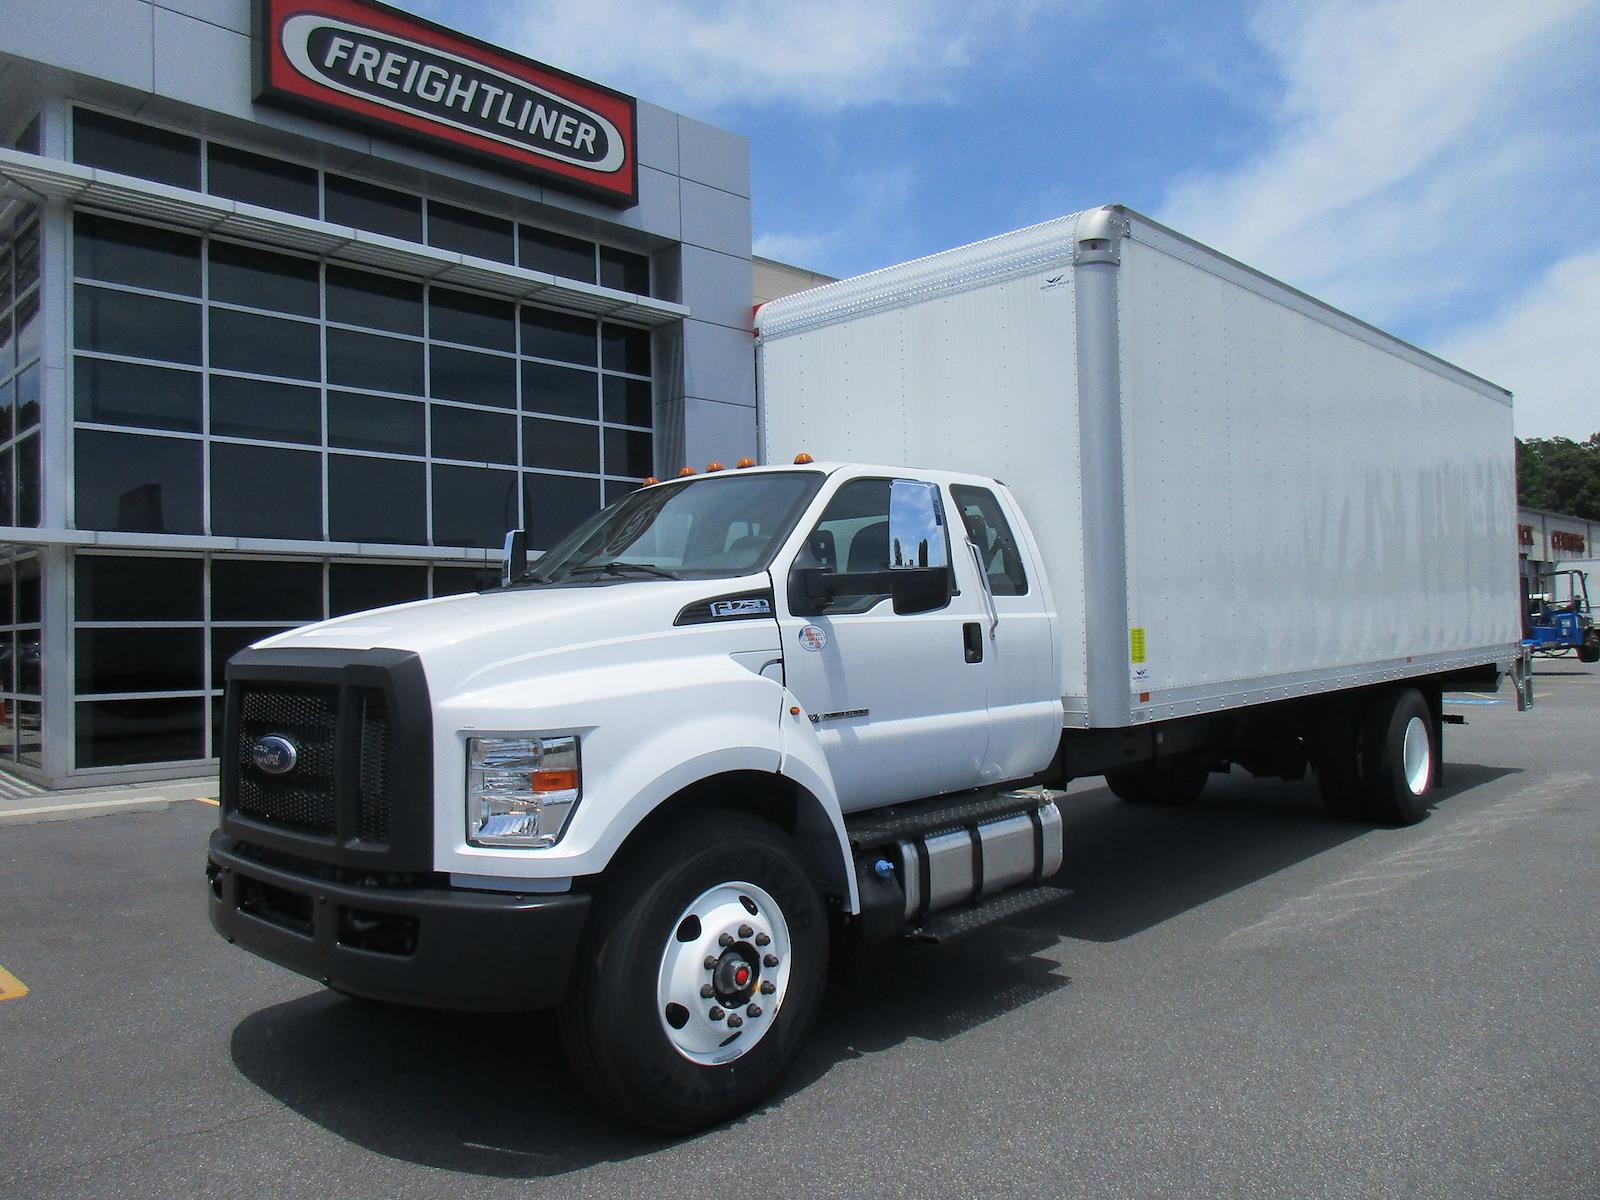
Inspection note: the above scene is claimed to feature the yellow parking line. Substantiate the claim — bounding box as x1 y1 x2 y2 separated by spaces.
0 964 28 1002
193 797 220 807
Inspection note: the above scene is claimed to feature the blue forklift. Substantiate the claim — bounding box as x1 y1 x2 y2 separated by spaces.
1523 568 1599 663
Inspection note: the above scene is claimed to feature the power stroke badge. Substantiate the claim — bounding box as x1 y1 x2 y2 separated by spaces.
255 0 638 204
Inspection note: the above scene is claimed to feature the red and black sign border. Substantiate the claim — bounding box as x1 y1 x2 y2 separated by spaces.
251 0 639 208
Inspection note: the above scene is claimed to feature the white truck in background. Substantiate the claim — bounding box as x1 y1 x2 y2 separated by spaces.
208 206 1526 1132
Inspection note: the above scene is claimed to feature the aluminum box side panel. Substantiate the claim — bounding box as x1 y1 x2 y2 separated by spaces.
759 269 1089 702
1115 233 1520 712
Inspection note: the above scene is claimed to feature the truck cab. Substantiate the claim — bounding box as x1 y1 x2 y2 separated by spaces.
208 461 1068 1132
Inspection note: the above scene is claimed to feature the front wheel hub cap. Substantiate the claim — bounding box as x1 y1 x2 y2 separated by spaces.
656 881 792 1065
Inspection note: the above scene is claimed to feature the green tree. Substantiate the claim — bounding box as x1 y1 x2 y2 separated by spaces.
1516 434 1600 520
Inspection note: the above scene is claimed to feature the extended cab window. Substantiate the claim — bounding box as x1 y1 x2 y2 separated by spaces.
950 484 1028 596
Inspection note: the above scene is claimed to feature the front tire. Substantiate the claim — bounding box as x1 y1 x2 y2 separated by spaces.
1361 688 1436 825
560 812 827 1134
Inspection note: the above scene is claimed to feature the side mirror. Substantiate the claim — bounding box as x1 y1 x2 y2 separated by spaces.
888 479 950 572
501 529 528 587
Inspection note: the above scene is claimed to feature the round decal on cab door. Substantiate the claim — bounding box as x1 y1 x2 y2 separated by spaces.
798 625 828 652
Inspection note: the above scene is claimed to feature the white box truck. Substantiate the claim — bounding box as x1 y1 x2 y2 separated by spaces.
208 206 1527 1133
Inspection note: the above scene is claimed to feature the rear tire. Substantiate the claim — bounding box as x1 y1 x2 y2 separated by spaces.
1579 631 1599 664
1361 688 1436 825
560 812 827 1134
1106 763 1208 805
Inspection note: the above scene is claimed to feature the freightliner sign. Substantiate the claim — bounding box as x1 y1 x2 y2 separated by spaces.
254 0 638 206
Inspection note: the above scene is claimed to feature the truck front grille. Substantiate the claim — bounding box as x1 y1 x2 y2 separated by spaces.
234 684 392 843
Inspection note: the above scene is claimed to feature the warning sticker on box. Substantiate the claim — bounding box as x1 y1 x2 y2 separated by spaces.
1129 627 1146 664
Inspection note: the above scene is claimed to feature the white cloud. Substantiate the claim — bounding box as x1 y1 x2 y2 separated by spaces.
488 0 1055 117
1157 0 1596 326
1435 248 1600 440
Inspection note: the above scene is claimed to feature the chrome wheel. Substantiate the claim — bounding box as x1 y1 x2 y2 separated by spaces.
656 880 791 1065
1402 714 1431 796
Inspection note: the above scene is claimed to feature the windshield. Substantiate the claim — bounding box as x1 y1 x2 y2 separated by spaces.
525 471 824 584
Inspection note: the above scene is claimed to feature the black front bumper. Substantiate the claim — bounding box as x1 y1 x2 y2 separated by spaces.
207 831 589 1012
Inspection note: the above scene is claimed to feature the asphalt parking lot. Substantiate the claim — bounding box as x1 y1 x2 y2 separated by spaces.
2 666 1596 1200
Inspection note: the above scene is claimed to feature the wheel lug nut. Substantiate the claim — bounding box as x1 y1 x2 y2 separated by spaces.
708 1006 725 1021
726 1014 743 1028
760 980 775 994
746 1004 762 1018
703 956 718 970
718 933 734 947
763 953 779 967
755 932 770 946
738 924 753 939
700 984 714 998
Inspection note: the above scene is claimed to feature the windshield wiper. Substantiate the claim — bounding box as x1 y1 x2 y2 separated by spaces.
563 561 682 581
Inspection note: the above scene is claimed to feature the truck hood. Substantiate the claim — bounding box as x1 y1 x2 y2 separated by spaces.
254 577 778 696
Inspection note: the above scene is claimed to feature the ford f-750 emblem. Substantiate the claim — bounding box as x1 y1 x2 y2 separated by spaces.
251 736 299 776
710 598 771 618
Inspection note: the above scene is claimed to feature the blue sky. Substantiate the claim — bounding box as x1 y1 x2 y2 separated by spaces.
405 0 1600 440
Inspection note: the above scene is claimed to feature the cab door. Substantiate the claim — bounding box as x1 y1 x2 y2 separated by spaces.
777 477 992 812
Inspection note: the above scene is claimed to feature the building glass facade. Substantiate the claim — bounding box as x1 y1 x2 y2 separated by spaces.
0 3 758 785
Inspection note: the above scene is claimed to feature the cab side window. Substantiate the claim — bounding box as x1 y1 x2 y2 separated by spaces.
794 478 891 614
950 484 1028 596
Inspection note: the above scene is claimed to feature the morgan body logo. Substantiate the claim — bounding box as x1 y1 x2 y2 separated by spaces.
255 0 637 205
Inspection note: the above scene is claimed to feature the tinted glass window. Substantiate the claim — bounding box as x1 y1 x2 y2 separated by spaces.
208 241 319 316
76 698 204 767
209 308 320 380
211 627 290 687
210 375 321 444
74 357 202 432
523 472 600 549
73 109 200 190
211 443 322 539
206 143 319 217
599 246 650 294
13 115 41 155
434 566 495 596
15 365 39 432
329 563 428 616
522 308 596 366
212 559 324 621
327 328 424 394
328 391 424 455
325 174 423 241
430 289 514 350
75 429 203 533
431 405 516 464
433 465 518 548
75 555 203 621
326 266 422 335
430 346 515 408
76 627 203 693
523 417 599 473
798 478 891 613
328 455 425 544
519 226 596 282
0 380 12 447
428 203 514 263
949 485 1029 595
604 428 653 478
523 361 596 419
15 435 39 527
75 286 201 363
74 214 201 294
603 375 651 426
602 323 651 374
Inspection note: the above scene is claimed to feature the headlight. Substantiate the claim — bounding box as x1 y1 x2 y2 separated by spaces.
466 735 581 848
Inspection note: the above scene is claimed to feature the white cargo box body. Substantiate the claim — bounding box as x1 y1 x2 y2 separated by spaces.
756 207 1521 729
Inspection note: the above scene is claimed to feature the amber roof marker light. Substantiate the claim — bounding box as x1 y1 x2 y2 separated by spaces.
793 453 814 464
677 466 696 477
706 461 725 472
736 457 756 469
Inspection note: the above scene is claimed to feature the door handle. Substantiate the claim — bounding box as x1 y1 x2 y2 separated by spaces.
963 622 984 663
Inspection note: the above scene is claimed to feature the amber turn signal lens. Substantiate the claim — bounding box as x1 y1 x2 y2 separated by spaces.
793 453 814 464
531 769 580 794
